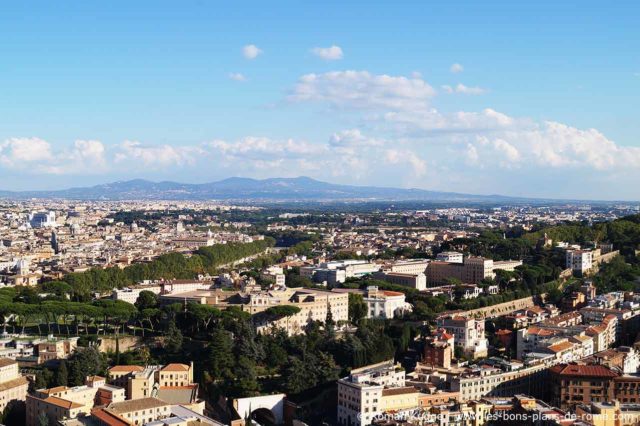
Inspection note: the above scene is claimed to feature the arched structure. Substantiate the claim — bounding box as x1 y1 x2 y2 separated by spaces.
233 394 286 425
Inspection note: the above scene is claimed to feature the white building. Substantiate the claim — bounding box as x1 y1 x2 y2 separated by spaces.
112 286 161 304
29 211 56 229
261 266 286 287
566 250 593 275
436 314 488 359
337 360 405 426
436 251 463 264
363 286 411 319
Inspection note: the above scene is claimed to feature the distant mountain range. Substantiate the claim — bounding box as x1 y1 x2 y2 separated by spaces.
0 176 578 203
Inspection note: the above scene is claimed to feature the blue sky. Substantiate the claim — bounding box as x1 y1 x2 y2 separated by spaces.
0 1 639 200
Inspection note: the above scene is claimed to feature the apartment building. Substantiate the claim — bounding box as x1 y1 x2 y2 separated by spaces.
427 256 523 286
566 249 594 275
451 361 551 402
505 305 560 330
108 363 198 404
35 336 79 364
158 363 194 387
517 313 616 361
337 360 406 426
99 397 172 425
436 314 488 359
548 364 621 409
109 365 159 400
423 329 453 369
26 376 125 426
576 400 640 426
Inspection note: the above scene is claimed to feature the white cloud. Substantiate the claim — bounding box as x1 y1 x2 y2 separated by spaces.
0 137 53 164
116 141 202 167
0 137 108 175
462 121 640 171
328 129 383 148
383 107 518 134
290 70 436 111
242 44 262 60
450 63 464 73
384 149 427 177
311 45 344 60
465 143 479 165
208 137 324 160
442 83 487 95
228 72 247 82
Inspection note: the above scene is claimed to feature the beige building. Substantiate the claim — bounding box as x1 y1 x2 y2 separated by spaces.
160 287 349 335
0 358 28 413
26 376 125 426
108 363 196 402
100 396 172 425
36 337 79 363
158 363 194 387
387 260 430 275
373 271 427 291
427 256 522 286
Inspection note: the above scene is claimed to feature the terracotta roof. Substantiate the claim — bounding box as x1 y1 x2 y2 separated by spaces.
109 365 144 373
547 341 574 353
550 364 619 378
91 407 132 426
161 363 190 372
381 386 419 396
36 395 83 410
40 386 68 395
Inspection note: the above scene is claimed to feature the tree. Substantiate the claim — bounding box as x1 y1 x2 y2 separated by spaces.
165 320 183 353
348 293 367 324
135 291 158 311
37 412 50 426
231 356 259 397
55 361 68 387
207 329 235 380
284 357 312 394
67 347 107 386
31 371 47 393
114 335 121 365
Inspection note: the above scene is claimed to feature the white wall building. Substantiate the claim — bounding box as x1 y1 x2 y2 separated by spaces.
436 314 488 359
337 360 405 426
436 251 463 264
566 250 593 274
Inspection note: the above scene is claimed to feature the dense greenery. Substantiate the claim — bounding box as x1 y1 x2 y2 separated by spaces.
56 238 274 301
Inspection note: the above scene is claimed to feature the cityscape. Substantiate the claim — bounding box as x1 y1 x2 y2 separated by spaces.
1 2 639 426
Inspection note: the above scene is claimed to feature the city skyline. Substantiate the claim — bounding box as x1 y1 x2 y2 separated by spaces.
1 1 639 200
